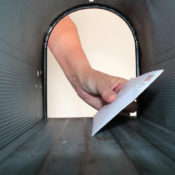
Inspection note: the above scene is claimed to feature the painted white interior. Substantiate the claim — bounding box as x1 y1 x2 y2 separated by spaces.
47 9 136 118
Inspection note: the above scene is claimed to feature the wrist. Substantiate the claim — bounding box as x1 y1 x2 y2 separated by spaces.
68 61 92 89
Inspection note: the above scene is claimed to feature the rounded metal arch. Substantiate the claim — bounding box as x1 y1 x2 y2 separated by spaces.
43 4 140 119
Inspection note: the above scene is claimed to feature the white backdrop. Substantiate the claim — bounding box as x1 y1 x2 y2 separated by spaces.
47 9 136 118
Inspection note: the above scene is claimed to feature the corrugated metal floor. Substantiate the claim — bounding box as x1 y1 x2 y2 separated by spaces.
0 118 175 175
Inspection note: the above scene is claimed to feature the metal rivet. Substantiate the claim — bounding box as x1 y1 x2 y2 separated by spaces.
35 84 38 88
62 140 67 144
40 70 42 75
37 70 40 77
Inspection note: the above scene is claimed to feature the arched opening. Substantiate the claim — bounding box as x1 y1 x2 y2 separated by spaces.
45 6 139 118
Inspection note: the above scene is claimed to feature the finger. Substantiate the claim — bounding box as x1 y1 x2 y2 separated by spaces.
78 90 105 110
85 95 105 110
114 83 126 94
101 89 117 103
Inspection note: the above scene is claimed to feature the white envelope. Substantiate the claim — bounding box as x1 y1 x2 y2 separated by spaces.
92 70 164 136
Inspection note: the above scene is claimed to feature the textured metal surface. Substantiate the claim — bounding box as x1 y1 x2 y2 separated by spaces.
138 0 175 131
0 119 65 175
37 119 138 175
127 118 175 161
110 116 175 174
0 1 43 150
0 118 175 175
0 120 46 163
106 0 175 131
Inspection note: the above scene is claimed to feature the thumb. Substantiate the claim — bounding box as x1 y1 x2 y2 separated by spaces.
101 89 117 103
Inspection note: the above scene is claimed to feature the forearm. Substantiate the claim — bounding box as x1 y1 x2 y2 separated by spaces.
48 16 91 89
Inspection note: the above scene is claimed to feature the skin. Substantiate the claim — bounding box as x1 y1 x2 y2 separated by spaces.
48 16 134 110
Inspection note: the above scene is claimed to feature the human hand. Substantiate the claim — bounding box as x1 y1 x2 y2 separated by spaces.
73 68 127 110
